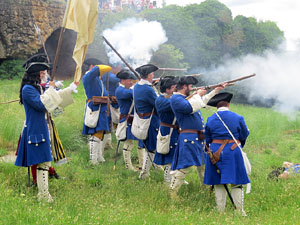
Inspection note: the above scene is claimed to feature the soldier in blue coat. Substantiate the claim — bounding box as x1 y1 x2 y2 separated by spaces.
153 76 178 183
102 65 121 149
115 69 144 171
15 62 78 202
133 64 160 179
169 76 226 196
204 92 250 216
82 58 112 164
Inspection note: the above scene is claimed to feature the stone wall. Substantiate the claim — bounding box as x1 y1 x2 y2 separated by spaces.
0 0 66 59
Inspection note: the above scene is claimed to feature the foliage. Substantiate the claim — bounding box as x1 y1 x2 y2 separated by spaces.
232 15 284 55
150 44 189 76
90 0 284 70
1 79 300 224
0 60 24 80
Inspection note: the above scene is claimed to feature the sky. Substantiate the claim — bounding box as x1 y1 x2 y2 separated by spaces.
163 0 300 50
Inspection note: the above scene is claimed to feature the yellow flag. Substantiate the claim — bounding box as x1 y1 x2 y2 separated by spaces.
62 0 98 82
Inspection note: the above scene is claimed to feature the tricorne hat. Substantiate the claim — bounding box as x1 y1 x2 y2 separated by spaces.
26 62 50 74
207 92 233 107
177 76 198 86
159 76 177 93
135 64 158 76
83 58 103 66
116 69 137 80
23 53 50 70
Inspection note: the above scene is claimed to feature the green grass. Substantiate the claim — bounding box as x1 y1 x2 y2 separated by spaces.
1 80 300 224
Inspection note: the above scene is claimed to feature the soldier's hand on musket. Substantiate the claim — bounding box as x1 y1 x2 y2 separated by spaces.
215 83 228 93
197 88 207 96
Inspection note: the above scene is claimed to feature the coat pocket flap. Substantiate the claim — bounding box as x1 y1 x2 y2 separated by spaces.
27 134 46 144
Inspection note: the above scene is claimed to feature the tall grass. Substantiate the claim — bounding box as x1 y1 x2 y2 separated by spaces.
1 80 300 224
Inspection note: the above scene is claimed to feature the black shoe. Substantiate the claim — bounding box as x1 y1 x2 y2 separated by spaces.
49 171 60 179
53 171 60 179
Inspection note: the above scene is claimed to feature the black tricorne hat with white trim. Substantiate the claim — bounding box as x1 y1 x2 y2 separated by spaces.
26 62 50 74
22 53 50 70
135 64 158 76
83 58 103 66
177 76 198 86
159 76 177 93
207 92 233 107
116 69 137 80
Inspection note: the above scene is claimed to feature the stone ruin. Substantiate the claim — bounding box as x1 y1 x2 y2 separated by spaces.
0 0 78 79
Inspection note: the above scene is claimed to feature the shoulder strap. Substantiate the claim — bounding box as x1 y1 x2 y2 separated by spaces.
168 117 177 135
128 100 134 116
215 112 242 151
132 85 154 118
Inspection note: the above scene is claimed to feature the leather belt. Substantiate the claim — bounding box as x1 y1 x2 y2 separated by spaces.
109 96 118 104
212 139 240 150
179 129 203 134
119 114 133 124
179 129 205 140
160 122 179 129
138 112 153 119
88 96 109 104
120 113 133 120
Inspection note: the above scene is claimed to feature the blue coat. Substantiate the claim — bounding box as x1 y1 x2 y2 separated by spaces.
133 81 159 152
170 93 206 170
82 67 110 135
203 109 250 185
102 72 120 109
15 85 53 167
115 85 137 140
153 95 178 165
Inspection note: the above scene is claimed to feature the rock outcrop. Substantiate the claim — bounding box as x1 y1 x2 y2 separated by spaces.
0 0 66 59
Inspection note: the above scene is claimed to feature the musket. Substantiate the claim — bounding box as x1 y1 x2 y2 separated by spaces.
113 140 121 170
192 73 256 91
186 73 255 100
158 68 187 72
152 73 203 84
206 144 236 209
102 36 141 80
0 99 19 104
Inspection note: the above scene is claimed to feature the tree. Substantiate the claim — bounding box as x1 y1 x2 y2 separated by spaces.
150 44 189 76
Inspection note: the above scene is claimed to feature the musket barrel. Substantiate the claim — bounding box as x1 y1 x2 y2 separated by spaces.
102 36 141 80
192 73 256 91
158 68 187 71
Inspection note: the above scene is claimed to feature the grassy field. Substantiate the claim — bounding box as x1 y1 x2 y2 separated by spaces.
0 79 300 224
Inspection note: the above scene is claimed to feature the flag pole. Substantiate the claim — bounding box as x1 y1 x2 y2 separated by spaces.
50 0 72 81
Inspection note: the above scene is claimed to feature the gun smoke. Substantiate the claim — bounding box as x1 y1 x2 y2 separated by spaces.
102 17 167 68
200 46 300 116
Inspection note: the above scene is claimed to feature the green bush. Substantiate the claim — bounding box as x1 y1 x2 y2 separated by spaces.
0 60 24 80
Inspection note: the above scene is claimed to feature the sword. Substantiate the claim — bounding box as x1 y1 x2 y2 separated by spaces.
27 167 31 187
142 141 156 169
206 144 236 209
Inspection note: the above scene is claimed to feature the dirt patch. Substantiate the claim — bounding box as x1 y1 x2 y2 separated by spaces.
0 151 16 163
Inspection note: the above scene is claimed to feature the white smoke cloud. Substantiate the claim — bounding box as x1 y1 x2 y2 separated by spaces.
102 17 168 68
201 46 300 116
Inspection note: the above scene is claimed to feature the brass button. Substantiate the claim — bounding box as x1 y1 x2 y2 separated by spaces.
28 141 31 144
184 139 187 142
191 141 194 144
